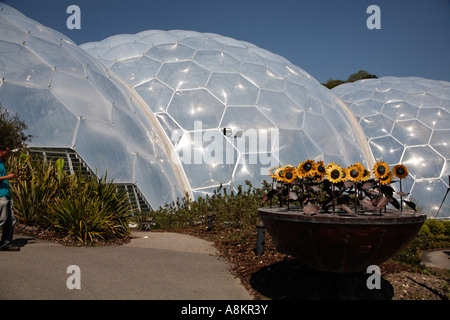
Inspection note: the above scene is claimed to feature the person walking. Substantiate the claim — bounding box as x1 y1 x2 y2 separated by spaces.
0 144 19 251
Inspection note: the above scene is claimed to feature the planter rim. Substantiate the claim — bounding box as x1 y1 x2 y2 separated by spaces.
258 206 427 226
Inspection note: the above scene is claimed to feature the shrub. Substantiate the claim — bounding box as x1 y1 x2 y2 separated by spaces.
142 180 268 231
9 152 133 244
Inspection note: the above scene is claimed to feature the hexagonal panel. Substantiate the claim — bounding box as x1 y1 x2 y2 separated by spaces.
158 61 210 90
168 89 225 131
392 119 432 146
207 72 259 106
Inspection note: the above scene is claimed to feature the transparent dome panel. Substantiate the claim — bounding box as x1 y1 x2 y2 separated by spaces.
0 40 53 86
110 56 162 87
285 82 323 115
0 82 78 147
111 107 156 158
412 179 450 214
430 130 450 158
194 50 241 73
134 155 177 208
223 46 266 65
102 42 150 61
135 79 173 113
168 89 224 131
392 120 432 146
240 62 285 91
220 106 275 131
157 61 210 90
277 129 322 165
369 136 404 165
147 43 196 62
25 36 85 78
180 37 224 51
51 72 112 122
207 72 259 106
359 114 394 138
74 120 134 182
0 16 28 44
402 146 445 179
382 101 419 121
417 108 450 130
257 90 304 129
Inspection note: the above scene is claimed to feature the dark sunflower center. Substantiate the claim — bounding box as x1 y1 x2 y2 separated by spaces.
377 165 386 175
303 163 312 171
341 171 347 178
318 164 325 173
331 169 340 179
350 169 359 178
285 171 293 179
396 167 405 175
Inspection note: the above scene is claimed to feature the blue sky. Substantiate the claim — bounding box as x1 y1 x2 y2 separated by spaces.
3 0 450 84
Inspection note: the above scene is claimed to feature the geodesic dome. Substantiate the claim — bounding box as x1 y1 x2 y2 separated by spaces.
333 77 450 217
81 30 374 197
0 3 190 209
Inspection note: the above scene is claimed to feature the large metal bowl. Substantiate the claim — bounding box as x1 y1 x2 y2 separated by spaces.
259 207 426 273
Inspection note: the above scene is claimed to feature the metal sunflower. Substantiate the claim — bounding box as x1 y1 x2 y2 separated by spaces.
360 168 371 182
297 159 315 178
313 161 326 180
274 167 285 181
373 161 390 179
326 164 344 184
393 164 409 179
347 163 364 182
379 171 393 185
282 166 297 183
268 166 280 179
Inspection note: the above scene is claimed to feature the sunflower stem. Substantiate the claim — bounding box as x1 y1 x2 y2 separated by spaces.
400 179 403 211
332 184 336 214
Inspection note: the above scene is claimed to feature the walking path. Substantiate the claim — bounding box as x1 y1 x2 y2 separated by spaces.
0 231 253 300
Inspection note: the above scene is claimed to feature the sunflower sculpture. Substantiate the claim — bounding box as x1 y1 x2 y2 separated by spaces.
393 164 408 179
347 163 364 182
393 164 409 211
264 159 412 214
274 166 285 182
326 164 344 184
313 161 326 181
360 168 371 182
282 166 297 183
268 166 280 179
373 161 390 179
297 159 315 178
379 171 393 185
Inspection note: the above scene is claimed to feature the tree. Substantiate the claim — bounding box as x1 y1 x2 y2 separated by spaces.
347 70 377 83
322 70 377 89
0 102 32 150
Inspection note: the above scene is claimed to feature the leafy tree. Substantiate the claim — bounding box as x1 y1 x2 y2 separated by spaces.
347 70 378 82
0 102 32 149
322 70 377 89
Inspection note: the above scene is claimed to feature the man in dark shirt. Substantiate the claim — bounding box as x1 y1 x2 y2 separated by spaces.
0 144 19 251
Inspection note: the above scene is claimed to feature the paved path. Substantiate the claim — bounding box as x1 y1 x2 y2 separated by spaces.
421 249 450 270
0 231 253 300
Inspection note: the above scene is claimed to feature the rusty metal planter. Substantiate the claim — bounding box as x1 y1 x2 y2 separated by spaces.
258 207 426 273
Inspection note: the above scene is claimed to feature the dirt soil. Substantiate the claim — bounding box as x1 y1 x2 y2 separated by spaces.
15 223 450 300
173 224 450 300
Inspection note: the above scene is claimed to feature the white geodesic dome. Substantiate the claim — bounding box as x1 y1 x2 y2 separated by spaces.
81 30 374 197
333 77 450 217
0 3 191 209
